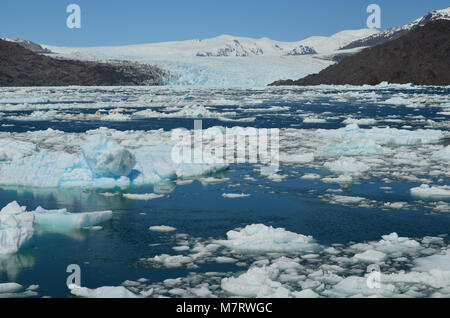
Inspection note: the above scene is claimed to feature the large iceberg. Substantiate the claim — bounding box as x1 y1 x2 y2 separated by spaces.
216 224 319 254
81 135 136 178
33 207 113 230
0 201 112 254
0 134 227 189
0 202 34 255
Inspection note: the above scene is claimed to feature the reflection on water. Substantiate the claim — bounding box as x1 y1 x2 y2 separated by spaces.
0 249 35 281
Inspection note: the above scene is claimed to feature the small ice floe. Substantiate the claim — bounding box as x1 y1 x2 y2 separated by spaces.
216 224 319 254
123 193 164 200
33 206 112 230
303 117 327 123
218 116 256 123
410 184 450 199
280 152 314 164
300 173 321 180
69 284 138 298
199 177 230 185
433 145 450 161
98 192 120 197
343 118 377 125
324 157 369 175
221 193 251 199
0 282 39 298
149 225 177 233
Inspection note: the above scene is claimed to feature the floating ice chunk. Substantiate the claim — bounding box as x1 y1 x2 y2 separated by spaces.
292 289 319 298
0 282 23 294
69 284 138 298
325 140 385 156
0 202 34 255
318 124 444 146
146 254 193 268
0 139 38 162
280 152 314 164
133 105 228 119
414 250 450 271
353 250 387 263
351 233 422 256
343 118 377 125
324 157 369 174
33 206 112 230
325 276 396 298
123 193 164 200
221 193 251 198
433 146 450 161
216 224 319 254
82 135 136 178
100 112 131 122
300 173 321 180
410 184 450 199
149 225 176 232
303 117 326 123
0 150 87 188
221 265 291 298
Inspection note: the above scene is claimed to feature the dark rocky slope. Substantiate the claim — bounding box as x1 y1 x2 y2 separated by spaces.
0 39 168 86
270 20 450 86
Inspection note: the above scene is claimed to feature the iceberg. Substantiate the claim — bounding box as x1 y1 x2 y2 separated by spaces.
324 157 370 174
433 145 450 161
69 284 138 298
221 265 292 298
0 134 227 189
216 224 319 254
410 184 450 199
0 202 34 255
33 207 113 230
0 201 112 254
81 135 136 178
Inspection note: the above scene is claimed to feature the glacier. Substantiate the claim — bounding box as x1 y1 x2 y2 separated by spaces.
41 29 378 86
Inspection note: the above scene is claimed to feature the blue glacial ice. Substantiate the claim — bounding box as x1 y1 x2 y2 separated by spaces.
0 135 227 189
0 202 34 255
81 135 136 178
33 206 113 230
0 201 113 255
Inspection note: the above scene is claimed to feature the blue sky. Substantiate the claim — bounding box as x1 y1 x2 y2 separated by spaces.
0 0 448 46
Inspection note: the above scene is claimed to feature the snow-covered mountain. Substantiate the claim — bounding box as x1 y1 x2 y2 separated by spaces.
1 37 51 54
40 29 376 86
341 7 450 50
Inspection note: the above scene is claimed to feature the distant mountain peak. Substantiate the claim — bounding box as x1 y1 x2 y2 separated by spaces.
0 37 52 54
340 6 450 50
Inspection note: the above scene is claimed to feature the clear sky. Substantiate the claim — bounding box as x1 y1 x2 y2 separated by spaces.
0 0 448 46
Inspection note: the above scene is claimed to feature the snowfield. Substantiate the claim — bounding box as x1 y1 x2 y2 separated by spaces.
41 29 378 86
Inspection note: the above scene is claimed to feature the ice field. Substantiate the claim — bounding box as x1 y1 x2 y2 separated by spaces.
0 84 449 297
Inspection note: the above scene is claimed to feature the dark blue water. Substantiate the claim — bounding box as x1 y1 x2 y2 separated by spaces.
0 86 449 297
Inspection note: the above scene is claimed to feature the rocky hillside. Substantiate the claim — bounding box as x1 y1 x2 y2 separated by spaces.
270 20 450 86
340 7 450 50
0 39 168 86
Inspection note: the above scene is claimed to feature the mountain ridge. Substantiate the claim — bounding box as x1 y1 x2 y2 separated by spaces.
341 7 450 50
269 20 450 86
